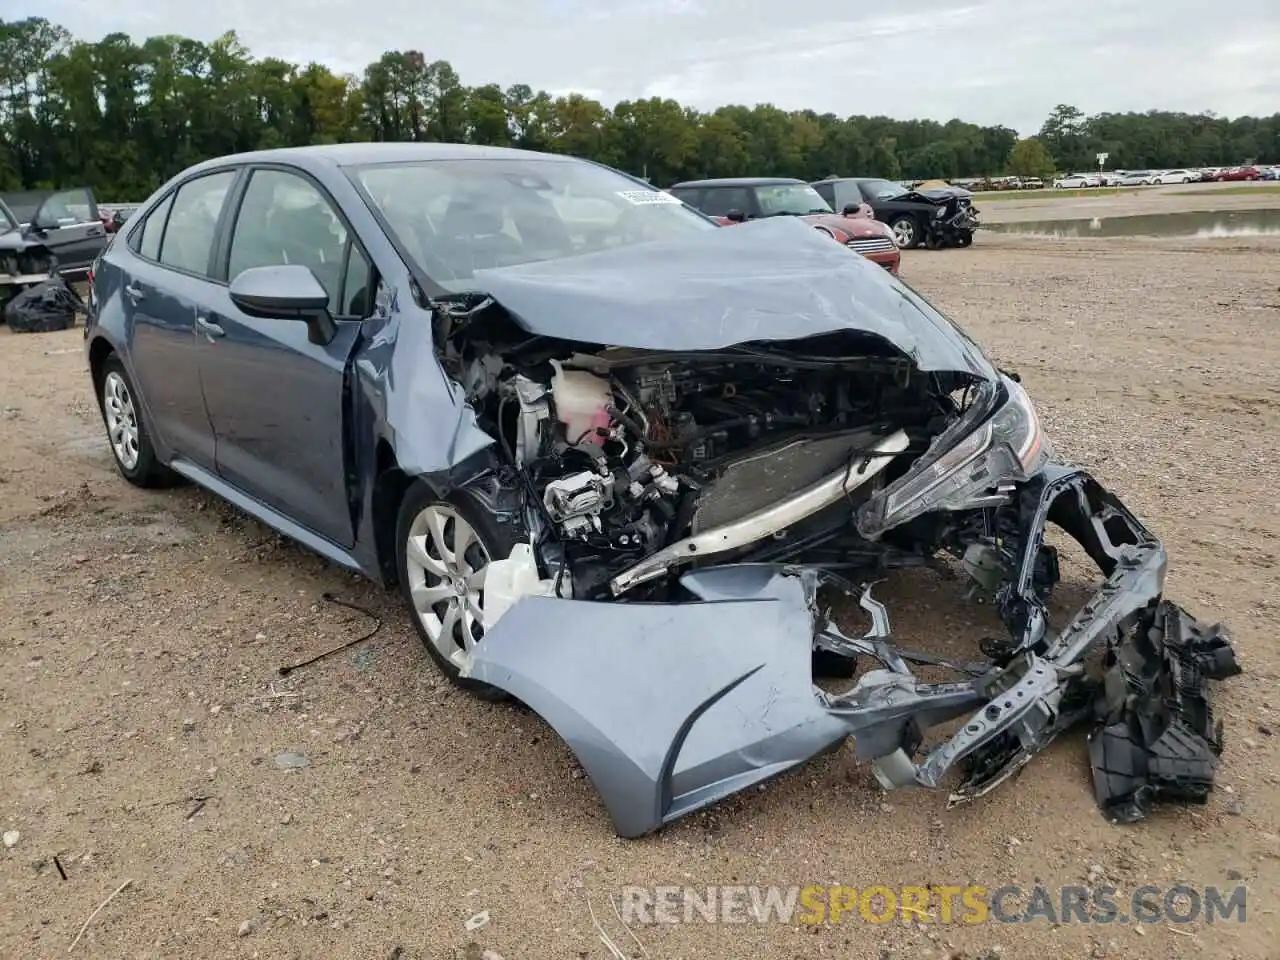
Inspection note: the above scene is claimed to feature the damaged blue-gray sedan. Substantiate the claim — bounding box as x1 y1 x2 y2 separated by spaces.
84 143 1240 837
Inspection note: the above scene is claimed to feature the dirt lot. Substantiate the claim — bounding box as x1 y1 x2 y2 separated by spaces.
3 227 1279 960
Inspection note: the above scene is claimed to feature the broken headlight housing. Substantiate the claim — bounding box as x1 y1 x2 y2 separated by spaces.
858 376 1049 535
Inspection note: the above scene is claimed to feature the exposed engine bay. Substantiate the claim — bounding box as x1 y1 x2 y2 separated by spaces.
449 323 950 598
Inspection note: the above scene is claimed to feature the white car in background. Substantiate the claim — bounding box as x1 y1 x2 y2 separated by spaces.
1117 170 1155 186
1152 169 1197 184
1053 173 1102 188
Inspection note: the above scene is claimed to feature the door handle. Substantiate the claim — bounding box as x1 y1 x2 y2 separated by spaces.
195 315 225 340
124 283 145 303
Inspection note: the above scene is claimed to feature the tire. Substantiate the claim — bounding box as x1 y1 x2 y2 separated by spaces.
956 231 974 247
890 215 919 249
395 479 519 701
1182 177 1191 183
96 354 177 488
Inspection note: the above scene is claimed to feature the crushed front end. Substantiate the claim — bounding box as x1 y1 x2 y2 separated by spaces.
424 221 1237 837
470 462 1239 838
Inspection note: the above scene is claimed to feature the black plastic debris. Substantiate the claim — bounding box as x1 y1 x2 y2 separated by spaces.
3 276 86 333
1088 600 1241 822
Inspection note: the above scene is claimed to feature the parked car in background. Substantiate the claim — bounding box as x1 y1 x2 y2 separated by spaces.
1261 166 1280 181
1152 169 1197 184
667 177 900 272
1 186 108 305
1117 171 1154 186
1215 166 1263 182
809 177 979 249
101 204 140 234
1052 173 1101 188
1019 177 1044 190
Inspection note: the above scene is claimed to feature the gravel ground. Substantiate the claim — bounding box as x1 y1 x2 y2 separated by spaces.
2 227 1279 960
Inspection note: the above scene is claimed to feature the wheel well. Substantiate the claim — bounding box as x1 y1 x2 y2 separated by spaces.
88 337 115 392
371 439 412 587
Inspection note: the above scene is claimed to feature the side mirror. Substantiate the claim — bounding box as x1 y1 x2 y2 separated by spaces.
725 209 746 223
841 203 860 216
229 264 336 345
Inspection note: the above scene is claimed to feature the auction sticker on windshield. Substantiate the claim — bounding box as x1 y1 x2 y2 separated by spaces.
617 190 682 204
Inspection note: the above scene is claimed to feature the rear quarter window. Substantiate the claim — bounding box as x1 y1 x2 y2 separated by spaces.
134 194 175 261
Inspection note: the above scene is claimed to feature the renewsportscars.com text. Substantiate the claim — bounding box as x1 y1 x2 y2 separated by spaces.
619 884 1248 926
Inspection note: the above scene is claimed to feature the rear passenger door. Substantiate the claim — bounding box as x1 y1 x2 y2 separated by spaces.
197 165 374 547
121 169 240 468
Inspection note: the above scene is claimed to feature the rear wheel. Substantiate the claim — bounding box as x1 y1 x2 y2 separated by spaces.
395 480 518 700
97 355 176 488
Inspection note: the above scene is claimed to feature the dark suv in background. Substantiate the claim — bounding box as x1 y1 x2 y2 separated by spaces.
810 177 979 249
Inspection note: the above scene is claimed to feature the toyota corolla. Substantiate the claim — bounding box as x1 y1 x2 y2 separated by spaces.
84 143 1239 838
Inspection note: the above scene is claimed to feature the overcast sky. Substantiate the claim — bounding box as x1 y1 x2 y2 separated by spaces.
23 0 1280 135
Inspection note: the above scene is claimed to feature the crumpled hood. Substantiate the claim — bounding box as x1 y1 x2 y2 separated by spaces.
469 216 996 377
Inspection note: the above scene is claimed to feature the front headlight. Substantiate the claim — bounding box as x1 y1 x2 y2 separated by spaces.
933 205 947 218
857 376 1050 536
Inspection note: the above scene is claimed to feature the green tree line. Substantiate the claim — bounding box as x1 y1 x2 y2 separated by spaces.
2 17 1277 200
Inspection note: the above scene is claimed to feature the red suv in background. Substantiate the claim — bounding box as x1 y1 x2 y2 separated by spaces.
667 177 901 274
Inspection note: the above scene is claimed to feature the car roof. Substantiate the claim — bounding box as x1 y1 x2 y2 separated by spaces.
669 177 806 188
808 177 887 184
181 142 572 177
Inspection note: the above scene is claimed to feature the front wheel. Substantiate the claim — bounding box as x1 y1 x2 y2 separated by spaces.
395 480 519 700
956 231 974 247
890 215 918 249
96 354 177 488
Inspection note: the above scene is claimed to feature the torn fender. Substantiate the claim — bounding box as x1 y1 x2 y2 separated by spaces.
466 566 851 838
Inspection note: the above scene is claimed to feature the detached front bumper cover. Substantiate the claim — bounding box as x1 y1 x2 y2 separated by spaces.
467 464 1240 838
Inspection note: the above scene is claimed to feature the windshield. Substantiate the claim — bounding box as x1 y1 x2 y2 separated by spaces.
858 179 909 200
754 183 832 216
349 158 717 290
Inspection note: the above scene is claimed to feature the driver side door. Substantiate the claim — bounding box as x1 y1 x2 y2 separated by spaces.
197 165 375 548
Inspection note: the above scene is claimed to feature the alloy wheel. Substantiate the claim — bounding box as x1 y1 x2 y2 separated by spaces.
891 219 915 247
102 371 140 470
403 503 492 670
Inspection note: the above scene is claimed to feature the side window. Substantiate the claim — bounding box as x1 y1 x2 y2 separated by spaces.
667 187 702 210
35 187 94 227
135 194 174 261
834 182 861 211
811 182 836 207
227 169 351 315
159 171 236 277
699 187 751 217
